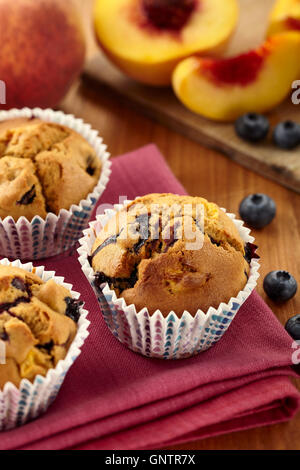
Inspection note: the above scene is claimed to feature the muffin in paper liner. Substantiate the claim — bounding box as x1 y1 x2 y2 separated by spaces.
0 258 90 431
0 108 111 261
77 199 260 360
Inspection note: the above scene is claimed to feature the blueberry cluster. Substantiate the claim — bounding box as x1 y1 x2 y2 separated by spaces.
238 191 298 335
235 113 300 150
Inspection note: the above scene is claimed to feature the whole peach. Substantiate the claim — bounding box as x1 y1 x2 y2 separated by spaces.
0 0 85 109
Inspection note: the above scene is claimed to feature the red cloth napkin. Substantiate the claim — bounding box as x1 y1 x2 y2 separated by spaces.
1 144 299 450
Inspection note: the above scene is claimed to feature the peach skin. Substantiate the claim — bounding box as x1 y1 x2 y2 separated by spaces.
93 0 239 86
267 0 300 37
172 32 300 122
0 0 86 109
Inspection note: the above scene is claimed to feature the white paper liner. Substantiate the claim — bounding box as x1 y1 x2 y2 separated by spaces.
0 258 90 430
78 199 260 359
0 108 111 260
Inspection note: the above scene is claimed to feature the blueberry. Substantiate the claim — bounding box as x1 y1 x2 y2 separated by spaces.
285 315 300 340
64 297 83 323
86 155 95 176
0 330 8 341
36 340 54 354
235 113 270 142
273 120 300 150
239 193 276 229
263 271 297 302
244 242 259 264
12 277 26 292
17 185 36 205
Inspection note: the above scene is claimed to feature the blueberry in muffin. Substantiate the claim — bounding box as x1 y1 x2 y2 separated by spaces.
0 118 102 221
90 194 258 317
0 265 83 389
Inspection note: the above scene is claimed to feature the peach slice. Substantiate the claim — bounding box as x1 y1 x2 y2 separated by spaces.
172 32 300 121
93 0 239 86
267 0 300 37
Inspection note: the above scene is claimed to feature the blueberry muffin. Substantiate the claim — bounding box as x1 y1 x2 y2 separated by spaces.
0 118 102 221
90 193 258 316
0 265 82 389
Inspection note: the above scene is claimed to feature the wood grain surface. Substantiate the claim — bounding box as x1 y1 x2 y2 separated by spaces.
64 0 300 450
83 0 300 193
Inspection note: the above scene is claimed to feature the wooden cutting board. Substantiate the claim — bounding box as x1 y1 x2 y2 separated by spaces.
83 0 300 193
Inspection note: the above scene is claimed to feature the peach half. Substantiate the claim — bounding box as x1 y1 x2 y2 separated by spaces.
172 32 300 121
267 0 300 37
93 0 239 86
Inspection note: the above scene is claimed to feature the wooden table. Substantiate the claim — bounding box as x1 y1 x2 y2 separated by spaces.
63 0 300 450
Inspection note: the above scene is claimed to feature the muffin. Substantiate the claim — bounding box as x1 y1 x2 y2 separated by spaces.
0 264 83 389
90 193 253 316
79 193 260 358
0 118 102 221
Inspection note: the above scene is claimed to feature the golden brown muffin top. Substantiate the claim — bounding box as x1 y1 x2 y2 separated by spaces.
0 265 82 389
0 118 102 221
91 193 252 317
